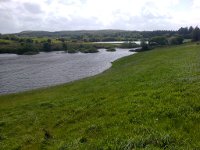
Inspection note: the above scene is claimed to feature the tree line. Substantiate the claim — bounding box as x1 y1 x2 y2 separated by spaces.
178 26 200 41
0 26 199 54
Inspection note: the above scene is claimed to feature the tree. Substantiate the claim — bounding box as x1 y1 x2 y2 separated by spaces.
188 26 194 34
1 35 10 40
43 42 51 52
58 38 65 42
178 27 188 35
120 42 139 48
19 38 25 43
26 38 33 43
18 42 38 54
168 36 184 45
43 39 52 51
62 43 68 50
140 40 149 51
150 36 168 45
47 39 52 43
192 26 200 41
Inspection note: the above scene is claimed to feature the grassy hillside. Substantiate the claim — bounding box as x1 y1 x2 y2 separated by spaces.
0 43 200 149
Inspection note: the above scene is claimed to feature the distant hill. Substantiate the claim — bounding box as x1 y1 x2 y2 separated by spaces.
3 29 179 42
10 30 139 38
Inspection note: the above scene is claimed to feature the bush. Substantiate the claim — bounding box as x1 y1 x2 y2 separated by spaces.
168 36 184 45
65 43 98 53
17 43 39 55
43 42 51 52
140 41 150 51
67 49 77 53
192 26 200 41
82 47 98 53
150 36 168 45
120 42 139 48
106 48 116 52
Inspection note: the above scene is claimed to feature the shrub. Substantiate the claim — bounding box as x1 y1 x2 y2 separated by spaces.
120 42 139 48
168 36 184 45
106 48 116 52
150 36 168 45
140 41 150 51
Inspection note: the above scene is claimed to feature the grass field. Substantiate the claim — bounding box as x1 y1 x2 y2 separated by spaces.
0 43 200 149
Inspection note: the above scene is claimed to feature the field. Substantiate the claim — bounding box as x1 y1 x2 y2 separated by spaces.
0 43 200 149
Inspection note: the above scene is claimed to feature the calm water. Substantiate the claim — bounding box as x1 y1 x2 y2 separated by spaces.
0 49 135 94
94 41 142 44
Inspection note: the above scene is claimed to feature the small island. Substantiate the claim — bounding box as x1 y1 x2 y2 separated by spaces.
106 47 116 52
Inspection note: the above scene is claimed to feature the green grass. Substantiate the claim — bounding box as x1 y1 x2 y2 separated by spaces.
0 43 200 149
0 39 14 44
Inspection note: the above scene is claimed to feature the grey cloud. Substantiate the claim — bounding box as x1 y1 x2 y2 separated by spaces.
23 3 43 14
106 13 178 31
141 2 171 20
127 16 178 31
0 0 194 33
58 0 87 5
0 6 18 33
42 16 100 31
0 0 11 2
0 1 44 33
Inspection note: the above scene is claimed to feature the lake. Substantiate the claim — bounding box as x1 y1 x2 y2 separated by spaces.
0 49 135 94
94 41 142 44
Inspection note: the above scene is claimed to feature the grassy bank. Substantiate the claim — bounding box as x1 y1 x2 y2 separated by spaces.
0 43 200 149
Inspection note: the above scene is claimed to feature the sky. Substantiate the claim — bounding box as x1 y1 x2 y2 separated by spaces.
0 0 199 33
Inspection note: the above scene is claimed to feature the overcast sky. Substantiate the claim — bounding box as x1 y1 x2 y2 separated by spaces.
0 0 199 33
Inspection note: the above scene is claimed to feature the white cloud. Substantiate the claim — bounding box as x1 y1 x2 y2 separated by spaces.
193 0 200 8
0 0 199 33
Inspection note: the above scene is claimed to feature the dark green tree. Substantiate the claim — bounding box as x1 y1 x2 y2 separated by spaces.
192 27 200 41
43 39 52 52
188 26 194 34
59 38 65 42
47 39 52 43
9 35 19 41
178 27 188 35
150 36 168 45
18 42 38 54
120 42 139 48
168 36 184 45
62 43 68 50
43 42 51 52
140 40 149 51
26 38 33 43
